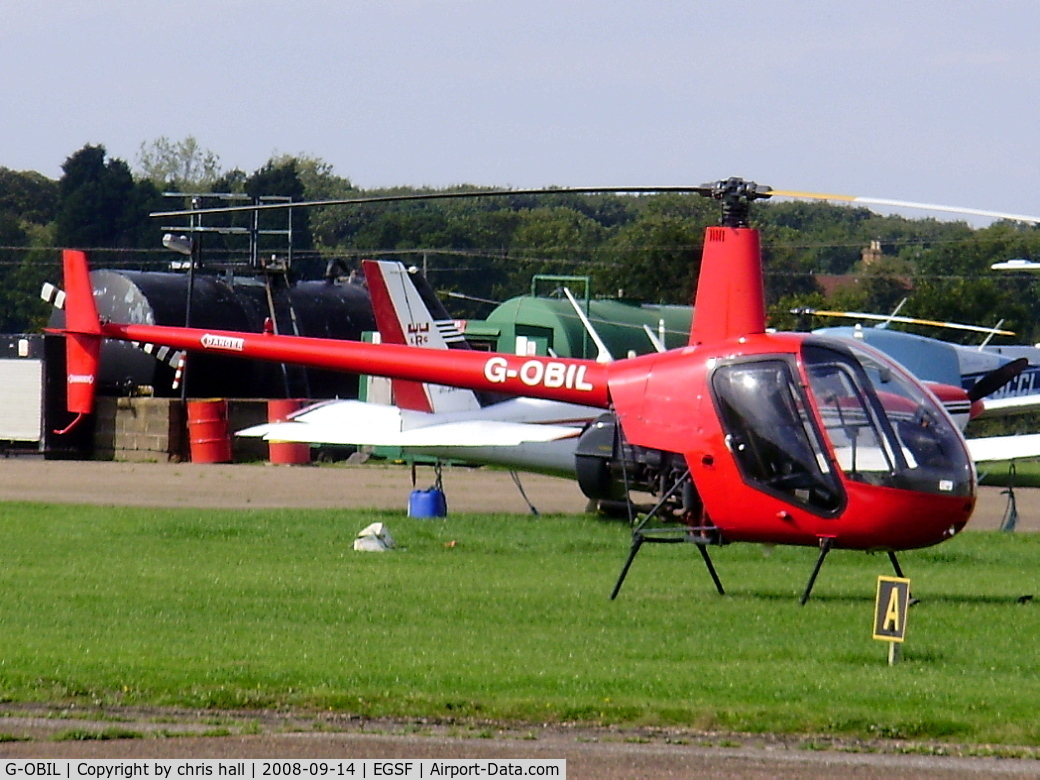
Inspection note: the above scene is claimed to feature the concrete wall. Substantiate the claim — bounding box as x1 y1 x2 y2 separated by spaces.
93 397 272 462
94 397 187 462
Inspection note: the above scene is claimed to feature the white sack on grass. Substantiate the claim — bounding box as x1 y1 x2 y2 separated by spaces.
353 522 395 552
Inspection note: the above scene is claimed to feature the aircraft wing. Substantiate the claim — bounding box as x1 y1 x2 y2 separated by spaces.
238 400 582 447
965 434 1040 463
975 394 1040 418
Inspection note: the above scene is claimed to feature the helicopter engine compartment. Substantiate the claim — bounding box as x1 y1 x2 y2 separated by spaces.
574 412 693 512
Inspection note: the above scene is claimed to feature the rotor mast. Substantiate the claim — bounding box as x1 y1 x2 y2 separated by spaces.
689 178 772 345
708 176 773 228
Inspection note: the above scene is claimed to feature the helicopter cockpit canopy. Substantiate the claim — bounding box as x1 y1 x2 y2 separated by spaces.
711 337 974 514
804 339 974 497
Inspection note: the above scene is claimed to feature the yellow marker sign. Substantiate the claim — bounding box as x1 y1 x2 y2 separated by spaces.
873 576 911 642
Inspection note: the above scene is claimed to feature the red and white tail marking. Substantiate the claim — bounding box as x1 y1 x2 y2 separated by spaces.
363 259 480 414
171 353 185 391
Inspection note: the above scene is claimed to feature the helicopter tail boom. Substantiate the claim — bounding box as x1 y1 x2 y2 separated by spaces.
53 250 613 418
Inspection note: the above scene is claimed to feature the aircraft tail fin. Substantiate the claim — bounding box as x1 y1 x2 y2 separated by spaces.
53 249 102 430
363 259 481 413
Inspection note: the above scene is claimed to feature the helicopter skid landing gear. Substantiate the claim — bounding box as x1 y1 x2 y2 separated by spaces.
609 469 724 600
610 532 724 600
887 550 919 605
800 543 914 605
888 551 904 578
800 537 834 605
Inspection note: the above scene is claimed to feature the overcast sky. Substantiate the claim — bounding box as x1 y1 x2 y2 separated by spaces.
4 1 1039 221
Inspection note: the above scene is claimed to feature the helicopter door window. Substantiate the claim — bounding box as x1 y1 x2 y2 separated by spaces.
712 361 842 513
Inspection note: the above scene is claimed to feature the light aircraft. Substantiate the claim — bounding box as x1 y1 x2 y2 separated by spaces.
794 304 1040 419
791 307 1040 461
53 178 1032 601
816 328 1040 459
814 324 1040 462
239 259 604 477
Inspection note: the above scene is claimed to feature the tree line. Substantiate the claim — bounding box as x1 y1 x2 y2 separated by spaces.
3 138 1040 346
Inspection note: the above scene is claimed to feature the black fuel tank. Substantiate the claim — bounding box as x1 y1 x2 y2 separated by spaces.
49 269 375 399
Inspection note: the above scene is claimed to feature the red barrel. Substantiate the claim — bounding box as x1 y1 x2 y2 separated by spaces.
187 399 232 463
267 399 311 465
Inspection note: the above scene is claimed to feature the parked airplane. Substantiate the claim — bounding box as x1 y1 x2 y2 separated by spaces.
239 259 605 477
51 178 1016 601
812 324 1040 461
795 305 1040 419
793 307 1040 461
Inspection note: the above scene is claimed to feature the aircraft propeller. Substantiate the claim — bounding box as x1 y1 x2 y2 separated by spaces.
967 357 1030 403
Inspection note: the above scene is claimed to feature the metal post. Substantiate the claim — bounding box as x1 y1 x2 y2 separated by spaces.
888 641 901 666
180 196 200 402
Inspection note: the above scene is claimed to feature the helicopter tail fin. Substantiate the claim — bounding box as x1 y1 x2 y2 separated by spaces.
53 249 102 430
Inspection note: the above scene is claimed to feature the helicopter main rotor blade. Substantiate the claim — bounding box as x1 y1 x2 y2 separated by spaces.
152 177 1040 225
151 185 714 219
769 190 1040 225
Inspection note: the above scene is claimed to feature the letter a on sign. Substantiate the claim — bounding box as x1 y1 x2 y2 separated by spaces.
873 576 911 642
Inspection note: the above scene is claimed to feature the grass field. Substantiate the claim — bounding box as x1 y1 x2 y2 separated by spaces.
977 458 1040 487
0 501 1038 746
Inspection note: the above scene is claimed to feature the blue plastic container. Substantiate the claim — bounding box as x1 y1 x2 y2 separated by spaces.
408 488 448 518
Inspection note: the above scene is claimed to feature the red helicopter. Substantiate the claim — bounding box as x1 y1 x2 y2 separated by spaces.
54 178 982 603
